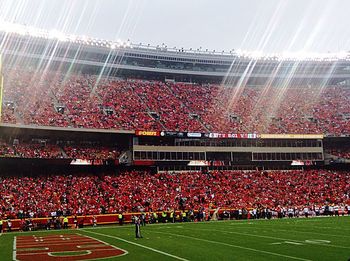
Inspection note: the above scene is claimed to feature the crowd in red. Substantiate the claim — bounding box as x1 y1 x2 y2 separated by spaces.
1 68 350 135
0 141 15 157
64 145 120 160
13 144 64 159
328 149 350 159
0 140 120 160
0 170 349 219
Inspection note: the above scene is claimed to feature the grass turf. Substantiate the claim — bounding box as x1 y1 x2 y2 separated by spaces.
1 216 349 261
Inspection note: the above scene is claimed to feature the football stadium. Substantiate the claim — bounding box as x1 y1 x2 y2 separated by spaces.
0 1 350 260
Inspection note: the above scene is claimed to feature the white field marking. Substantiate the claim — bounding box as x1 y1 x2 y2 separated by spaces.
82 230 189 261
16 239 95 244
48 250 91 257
16 233 129 260
13 236 17 261
151 230 311 261
16 247 50 252
229 223 255 226
16 248 118 256
17 250 90 257
17 237 91 241
270 242 304 245
15 239 96 244
77 244 107 249
15 242 98 248
285 241 304 245
179 227 350 250
305 240 331 244
18 237 83 243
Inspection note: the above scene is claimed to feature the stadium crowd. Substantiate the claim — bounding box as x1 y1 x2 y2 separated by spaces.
64 145 120 160
0 139 121 160
0 170 349 220
327 148 350 159
2 68 350 135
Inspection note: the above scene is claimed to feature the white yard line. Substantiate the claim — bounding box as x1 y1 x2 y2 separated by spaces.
82 229 189 261
12 236 17 261
151 230 312 261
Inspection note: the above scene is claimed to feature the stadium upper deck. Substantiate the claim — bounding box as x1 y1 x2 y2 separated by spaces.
0 24 350 136
1 23 350 82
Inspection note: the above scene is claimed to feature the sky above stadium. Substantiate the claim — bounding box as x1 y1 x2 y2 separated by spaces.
0 0 349 54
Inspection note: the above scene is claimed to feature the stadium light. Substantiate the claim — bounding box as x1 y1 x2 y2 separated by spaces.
48 29 67 41
0 21 349 61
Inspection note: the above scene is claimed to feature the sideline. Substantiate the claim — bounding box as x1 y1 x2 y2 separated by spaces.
1 215 349 236
151 230 311 261
82 229 189 261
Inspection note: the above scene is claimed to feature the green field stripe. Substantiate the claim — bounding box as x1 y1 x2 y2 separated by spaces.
233 225 350 239
168 226 350 250
151 230 312 261
82 230 189 261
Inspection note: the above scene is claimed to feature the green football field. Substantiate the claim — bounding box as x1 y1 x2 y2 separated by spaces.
1 216 349 261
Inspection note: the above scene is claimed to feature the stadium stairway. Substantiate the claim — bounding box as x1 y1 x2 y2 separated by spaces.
118 150 132 165
13 103 24 124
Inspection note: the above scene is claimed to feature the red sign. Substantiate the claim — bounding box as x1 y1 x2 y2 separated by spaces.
135 130 160 136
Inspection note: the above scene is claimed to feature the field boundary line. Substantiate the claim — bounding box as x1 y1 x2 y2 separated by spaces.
82 229 189 261
151 230 311 261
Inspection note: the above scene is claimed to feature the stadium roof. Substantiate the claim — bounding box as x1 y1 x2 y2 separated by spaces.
1 21 350 62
